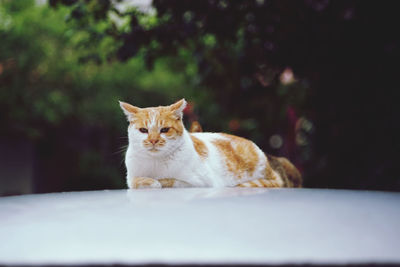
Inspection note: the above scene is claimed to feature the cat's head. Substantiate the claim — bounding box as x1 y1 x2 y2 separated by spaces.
119 99 187 156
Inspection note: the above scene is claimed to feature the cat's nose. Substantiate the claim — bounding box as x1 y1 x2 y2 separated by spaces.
149 139 159 145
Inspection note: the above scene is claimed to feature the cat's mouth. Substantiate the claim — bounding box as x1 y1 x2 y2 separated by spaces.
144 143 164 153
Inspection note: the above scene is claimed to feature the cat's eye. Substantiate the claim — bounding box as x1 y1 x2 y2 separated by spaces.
160 127 170 133
139 128 148 133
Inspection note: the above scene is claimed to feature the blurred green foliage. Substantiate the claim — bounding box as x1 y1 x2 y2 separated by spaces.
0 0 210 137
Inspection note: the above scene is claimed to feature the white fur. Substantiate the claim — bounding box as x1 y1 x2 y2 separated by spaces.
124 125 268 188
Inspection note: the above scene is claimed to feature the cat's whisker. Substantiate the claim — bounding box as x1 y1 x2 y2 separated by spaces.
112 145 129 156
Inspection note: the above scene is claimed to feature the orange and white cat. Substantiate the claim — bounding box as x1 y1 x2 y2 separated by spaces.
119 99 302 189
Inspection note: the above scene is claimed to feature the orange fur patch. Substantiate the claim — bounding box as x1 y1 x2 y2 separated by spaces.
120 102 140 114
131 177 159 188
190 135 208 159
157 109 184 137
264 164 279 181
212 134 258 178
132 107 184 136
236 178 283 188
158 178 176 188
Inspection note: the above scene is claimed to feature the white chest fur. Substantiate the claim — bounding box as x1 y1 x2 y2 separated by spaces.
125 131 213 187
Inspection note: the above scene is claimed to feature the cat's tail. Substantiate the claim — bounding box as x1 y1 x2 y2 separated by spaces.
189 121 203 133
266 154 303 188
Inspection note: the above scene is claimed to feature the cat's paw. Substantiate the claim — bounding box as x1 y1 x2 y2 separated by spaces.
131 177 162 189
158 178 193 188
158 178 177 188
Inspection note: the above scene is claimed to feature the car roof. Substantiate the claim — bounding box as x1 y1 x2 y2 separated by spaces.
1 188 400 265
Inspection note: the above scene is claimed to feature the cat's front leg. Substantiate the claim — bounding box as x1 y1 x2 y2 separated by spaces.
158 178 192 188
130 177 162 189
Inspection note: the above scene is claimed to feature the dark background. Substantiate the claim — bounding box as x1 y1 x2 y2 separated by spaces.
1 0 399 196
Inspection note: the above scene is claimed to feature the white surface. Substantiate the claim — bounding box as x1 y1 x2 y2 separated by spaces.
0 188 399 265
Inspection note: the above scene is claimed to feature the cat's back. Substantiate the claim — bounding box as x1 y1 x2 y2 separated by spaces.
189 132 267 186
189 132 302 188
190 132 265 166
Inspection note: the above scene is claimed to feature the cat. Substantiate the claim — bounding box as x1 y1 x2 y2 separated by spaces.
119 99 302 189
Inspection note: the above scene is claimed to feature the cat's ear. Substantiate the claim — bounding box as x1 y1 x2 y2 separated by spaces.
169 98 187 119
119 101 140 121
